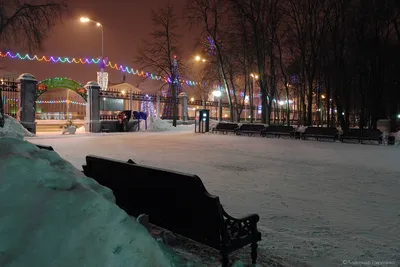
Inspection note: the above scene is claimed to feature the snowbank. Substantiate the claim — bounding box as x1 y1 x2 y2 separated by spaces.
0 137 177 267
394 130 400 145
140 117 194 132
76 125 85 133
0 114 35 140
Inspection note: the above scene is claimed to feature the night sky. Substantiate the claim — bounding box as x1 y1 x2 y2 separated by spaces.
2 0 200 93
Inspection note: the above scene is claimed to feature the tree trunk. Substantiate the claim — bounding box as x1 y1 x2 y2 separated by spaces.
172 83 177 127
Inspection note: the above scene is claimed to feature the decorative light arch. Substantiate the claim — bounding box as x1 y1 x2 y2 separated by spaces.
37 77 87 101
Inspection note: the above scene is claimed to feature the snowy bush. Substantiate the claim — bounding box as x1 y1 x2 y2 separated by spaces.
0 114 34 140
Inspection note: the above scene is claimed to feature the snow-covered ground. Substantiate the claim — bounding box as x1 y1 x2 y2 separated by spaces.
26 128 400 266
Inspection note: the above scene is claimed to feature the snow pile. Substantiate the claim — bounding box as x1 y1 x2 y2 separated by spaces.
140 117 194 132
76 125 85 133
295 126 308 133
0 114 35 140
0 137 177 267
394 130 400 145
144 117 174 131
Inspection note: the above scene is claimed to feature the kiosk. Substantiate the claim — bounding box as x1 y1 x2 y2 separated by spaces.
195 109 210 133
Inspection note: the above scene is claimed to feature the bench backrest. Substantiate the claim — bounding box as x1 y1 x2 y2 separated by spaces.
265 125 294 133
343 128 382 137
84 155 227 250
304 127 338 135
342 128 360 137
361 129 382 137
239 124 265 131
216 123 239 130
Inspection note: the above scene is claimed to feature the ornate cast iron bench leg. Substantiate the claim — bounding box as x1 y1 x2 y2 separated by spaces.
251 236 258 264
221 253 229 267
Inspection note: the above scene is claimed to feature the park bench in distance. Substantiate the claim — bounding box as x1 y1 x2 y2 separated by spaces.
340 128 383 144
82 155 262 267
301 127 339 141
236 124 266 136
211 122 239 135
261 125 295 138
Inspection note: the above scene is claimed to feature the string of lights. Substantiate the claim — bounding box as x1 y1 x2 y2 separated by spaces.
0 51 199 86
36 100 86 105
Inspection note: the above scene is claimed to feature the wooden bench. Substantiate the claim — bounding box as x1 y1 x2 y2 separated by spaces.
236 124 266 136
262 125 295 138
36 144 54 151
211 123 239 135
82 155 261 267
301 127 339 141
340 129 383 144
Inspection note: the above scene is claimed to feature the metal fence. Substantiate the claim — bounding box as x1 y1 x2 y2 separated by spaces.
0 78 19 118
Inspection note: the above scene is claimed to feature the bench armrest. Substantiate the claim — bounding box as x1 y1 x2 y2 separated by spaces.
222 209 261 244
223 210 259 223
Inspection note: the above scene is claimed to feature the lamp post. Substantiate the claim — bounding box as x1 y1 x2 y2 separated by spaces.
80 17 104 63
250 73 259 121
193 55 208 109
244 95 249 122
80 17 106 90
212 89 222 121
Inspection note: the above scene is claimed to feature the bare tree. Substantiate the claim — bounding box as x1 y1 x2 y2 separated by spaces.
136 3 182 127
188 61 218 109
187 0 236 121
0 0 66 51
0 0 66 127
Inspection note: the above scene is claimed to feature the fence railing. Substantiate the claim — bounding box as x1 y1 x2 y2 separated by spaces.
0 78 19 119
100 115 120 120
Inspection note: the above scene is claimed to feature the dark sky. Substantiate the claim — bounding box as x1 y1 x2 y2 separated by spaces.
2 0 200 93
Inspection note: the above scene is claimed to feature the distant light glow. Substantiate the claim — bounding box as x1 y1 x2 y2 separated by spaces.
212 90 222 97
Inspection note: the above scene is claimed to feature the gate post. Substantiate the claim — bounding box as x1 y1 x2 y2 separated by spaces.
17 73 37 134
84 81 101 132
178 92 188 122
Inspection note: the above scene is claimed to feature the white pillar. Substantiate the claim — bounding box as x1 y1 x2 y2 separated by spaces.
84 81 101 132
178 92 188 122
17 73 37 134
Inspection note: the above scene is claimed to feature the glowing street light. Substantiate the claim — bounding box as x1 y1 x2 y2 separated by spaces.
212 90 222 97
195 55 207 62
250 73 259 79
250 73 260 120
80 17 104 67
213 90 222 121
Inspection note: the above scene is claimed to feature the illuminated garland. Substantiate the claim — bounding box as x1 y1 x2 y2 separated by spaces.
0 51 199 86
36 100 86 105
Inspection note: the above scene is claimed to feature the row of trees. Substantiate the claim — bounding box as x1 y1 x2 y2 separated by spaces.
139 0 400 131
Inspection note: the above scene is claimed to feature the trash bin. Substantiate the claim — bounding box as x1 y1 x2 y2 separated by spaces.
388 135 395 145
195 109 210 133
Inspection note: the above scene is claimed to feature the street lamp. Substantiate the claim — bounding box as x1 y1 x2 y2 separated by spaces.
212 89 222 121
212 90 222 98
80 17 104 67
244 96 250 121
250 73 259 120
195 55 207 62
